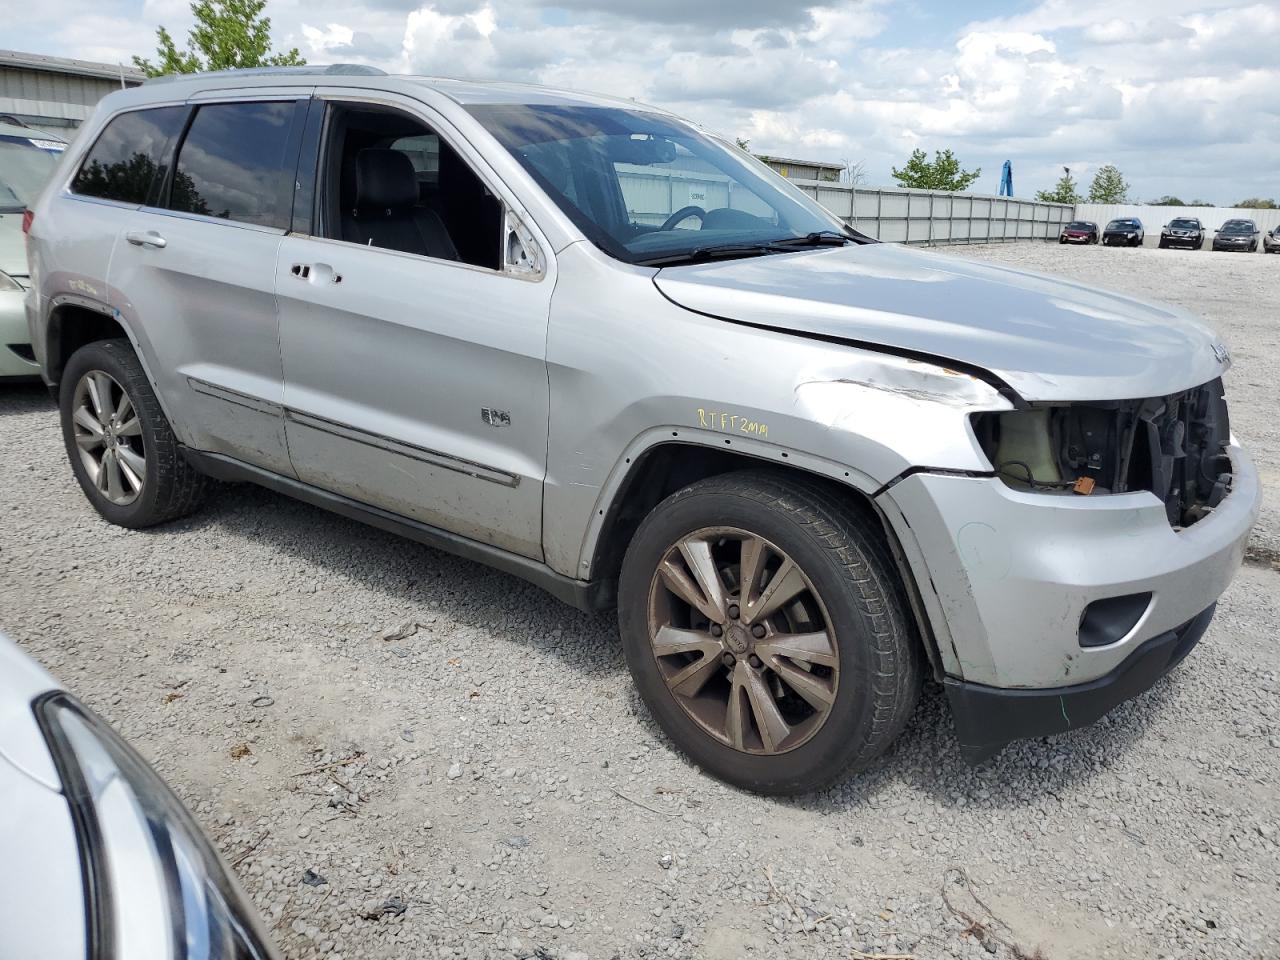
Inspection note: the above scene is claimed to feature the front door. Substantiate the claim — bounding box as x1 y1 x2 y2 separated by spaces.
108 95 309 476
275 93 553 560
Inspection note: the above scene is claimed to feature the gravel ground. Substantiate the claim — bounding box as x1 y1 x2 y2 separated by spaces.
2 242 1278 960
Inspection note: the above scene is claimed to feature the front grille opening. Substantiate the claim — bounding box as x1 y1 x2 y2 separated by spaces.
5 343 36 362
974 378 1232 529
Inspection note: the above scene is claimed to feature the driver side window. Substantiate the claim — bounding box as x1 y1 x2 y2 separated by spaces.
321 104 503 270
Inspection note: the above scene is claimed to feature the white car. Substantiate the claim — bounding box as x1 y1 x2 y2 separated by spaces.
0 121 66 377
0 634 278 959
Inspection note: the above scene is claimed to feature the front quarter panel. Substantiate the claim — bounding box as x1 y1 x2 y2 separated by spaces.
541 242 1011 578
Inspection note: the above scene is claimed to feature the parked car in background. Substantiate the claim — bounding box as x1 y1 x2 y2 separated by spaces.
0 634 278 960
1102 218 1144 246
0 121 66 378
1264 225 1280 254
1158 217 1205 250
1213 219 1260 252
1059 220 1099 244
25 67 1260 793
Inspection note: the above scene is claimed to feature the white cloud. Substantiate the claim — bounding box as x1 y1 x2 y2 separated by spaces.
17 0 1280 204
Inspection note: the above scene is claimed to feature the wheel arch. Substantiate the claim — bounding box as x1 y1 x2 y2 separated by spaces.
584 434 947 680
44 296 180 431
44 296 132 386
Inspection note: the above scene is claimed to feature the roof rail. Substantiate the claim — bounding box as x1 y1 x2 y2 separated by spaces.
145 63 386 84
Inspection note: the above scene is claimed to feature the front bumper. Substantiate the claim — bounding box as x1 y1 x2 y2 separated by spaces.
1102 234 1140 246
881 443 1259 749
0 290 38 378
1213 240 1251 251
1060 234 1092 243
1161 234 1201 248
946 603 1214 763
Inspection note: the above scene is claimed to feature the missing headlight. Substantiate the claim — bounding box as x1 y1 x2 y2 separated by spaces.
971 378 1233 527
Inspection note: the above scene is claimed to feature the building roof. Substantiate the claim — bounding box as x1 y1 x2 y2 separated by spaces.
0 49 144 84
756 154 844 171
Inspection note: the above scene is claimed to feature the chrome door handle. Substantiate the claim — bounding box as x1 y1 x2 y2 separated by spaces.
125 230 167 248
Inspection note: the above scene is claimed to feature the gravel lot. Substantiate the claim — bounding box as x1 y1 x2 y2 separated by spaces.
2 241 1277 960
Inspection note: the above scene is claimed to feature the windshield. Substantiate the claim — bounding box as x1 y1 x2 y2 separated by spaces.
1221 221 1254 234
467 104 848 265
1169 219 1200 229
1065 221 1092 230
1107 220 1138 229
0 133 65 211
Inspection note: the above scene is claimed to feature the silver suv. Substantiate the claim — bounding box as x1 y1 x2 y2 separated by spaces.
25 67 1260 794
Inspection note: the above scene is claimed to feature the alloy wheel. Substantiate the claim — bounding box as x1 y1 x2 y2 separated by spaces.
646 527 839 755
72 370 146 506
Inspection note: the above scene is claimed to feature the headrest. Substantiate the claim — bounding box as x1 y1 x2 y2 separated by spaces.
355 149 418 209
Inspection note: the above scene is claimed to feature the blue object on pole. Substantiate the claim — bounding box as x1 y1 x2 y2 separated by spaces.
999 160 1013 197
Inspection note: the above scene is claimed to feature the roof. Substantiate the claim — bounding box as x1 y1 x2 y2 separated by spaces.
756 154 844 170
124 63 662 112
403 77 655 110
0 48 145 84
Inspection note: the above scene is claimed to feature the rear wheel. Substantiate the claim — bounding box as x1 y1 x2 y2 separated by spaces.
618 471 922 795
60 339 208 528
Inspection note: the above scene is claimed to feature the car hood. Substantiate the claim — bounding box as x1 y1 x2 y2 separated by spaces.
653 243 1228 402
0 212 26 276
0 635 61 789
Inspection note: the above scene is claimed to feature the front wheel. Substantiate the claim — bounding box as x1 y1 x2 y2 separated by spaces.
60 339 208 528
618 471 922 795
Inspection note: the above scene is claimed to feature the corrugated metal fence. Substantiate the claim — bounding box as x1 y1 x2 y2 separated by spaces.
791 181 1075 245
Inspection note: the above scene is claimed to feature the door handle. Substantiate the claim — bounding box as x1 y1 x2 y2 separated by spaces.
290 262 342 284
125 230 167 249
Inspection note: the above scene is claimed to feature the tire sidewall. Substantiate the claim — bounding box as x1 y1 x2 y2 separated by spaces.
618 483 893 794
60 341 167 528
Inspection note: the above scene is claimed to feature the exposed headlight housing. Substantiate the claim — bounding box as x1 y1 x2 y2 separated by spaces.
35 694 278 960
971 379 1233 528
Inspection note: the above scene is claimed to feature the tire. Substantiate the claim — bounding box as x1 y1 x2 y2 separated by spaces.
1158 240 1167 249
60 339 208 528
617 470 922 795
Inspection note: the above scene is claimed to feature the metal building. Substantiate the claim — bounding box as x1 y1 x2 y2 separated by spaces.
755 154 843 182
0 49 144 132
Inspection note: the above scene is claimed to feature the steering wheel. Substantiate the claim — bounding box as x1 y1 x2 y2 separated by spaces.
661 205 706 231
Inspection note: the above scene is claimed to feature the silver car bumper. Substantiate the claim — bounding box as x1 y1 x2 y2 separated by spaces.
885 442 1259 690
0 289 38 377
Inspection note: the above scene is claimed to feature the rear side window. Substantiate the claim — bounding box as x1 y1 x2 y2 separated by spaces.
70 106 188 205
167 101 303 229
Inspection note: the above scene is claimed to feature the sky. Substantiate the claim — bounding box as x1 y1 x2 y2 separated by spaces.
6 0 1278 204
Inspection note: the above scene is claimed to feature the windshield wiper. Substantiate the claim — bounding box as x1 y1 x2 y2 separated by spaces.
766 230 852 247
635 243 785 268
636 231 855 267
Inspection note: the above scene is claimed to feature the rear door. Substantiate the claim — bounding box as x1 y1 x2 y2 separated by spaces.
107 93 309 476
275 90 553 560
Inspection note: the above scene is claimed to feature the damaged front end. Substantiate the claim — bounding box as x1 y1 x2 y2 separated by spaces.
972 378 1233 529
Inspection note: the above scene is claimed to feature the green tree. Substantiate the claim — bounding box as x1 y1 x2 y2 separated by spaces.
1233 198 1278 209
735 137 751 151
1150 195 1185 206
1035 167 1082 204
133 0 304 77
890 148 981 192
1087 164 1129 203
